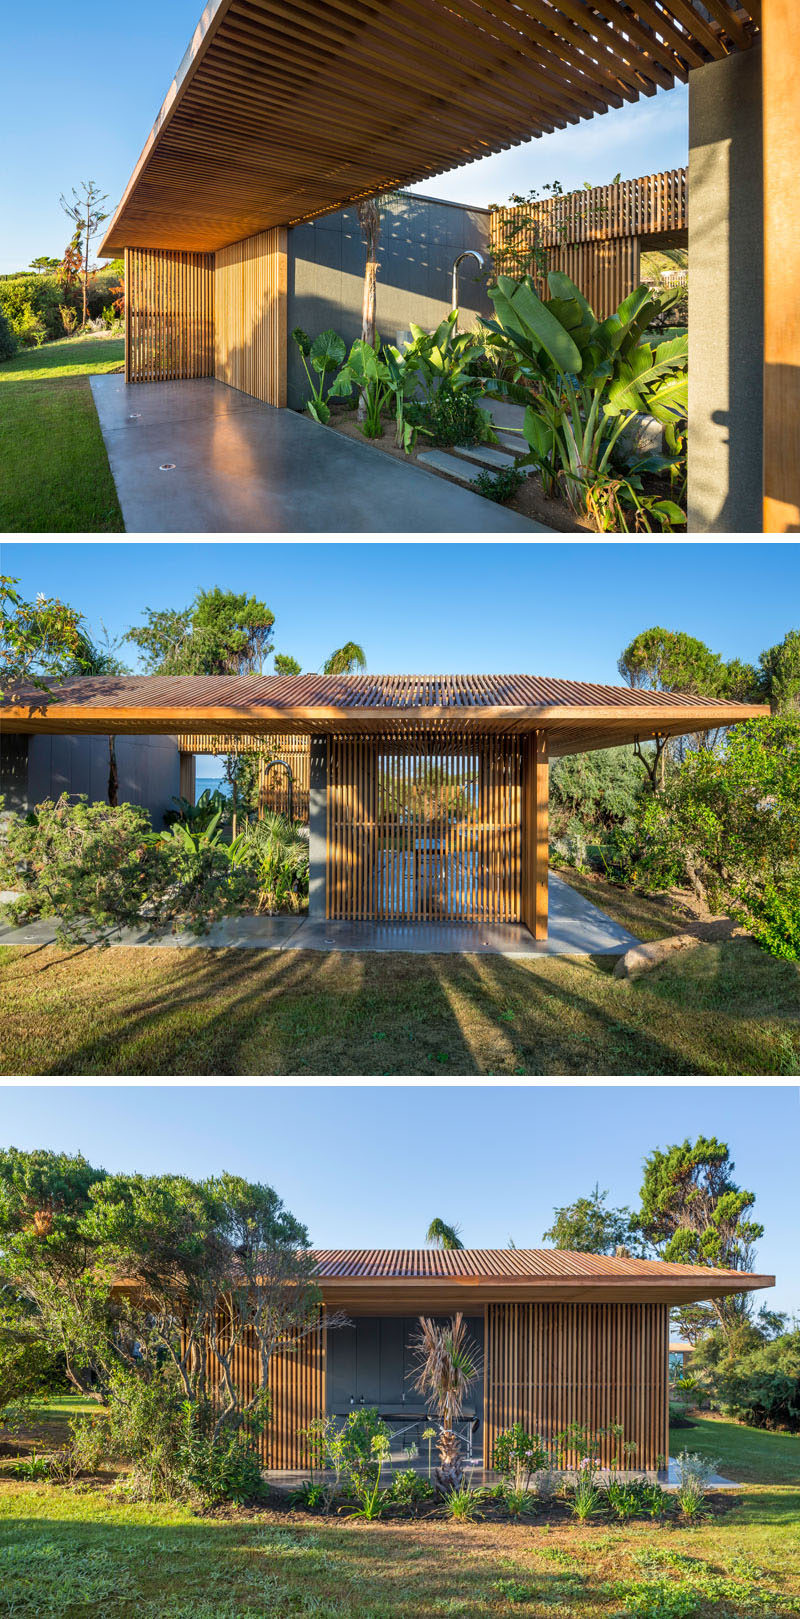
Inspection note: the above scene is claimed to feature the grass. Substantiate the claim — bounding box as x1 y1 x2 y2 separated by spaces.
0 1477 798 1618
0 332 124 531
1 880 798 1074
670 1415 800 1487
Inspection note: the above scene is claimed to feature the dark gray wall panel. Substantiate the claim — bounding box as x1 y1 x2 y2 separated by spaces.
24 734 181 828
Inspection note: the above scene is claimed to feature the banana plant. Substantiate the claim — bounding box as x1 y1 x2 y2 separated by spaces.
158 810 224 853
403 310 484 396
291 326 346 424
483 272 687 518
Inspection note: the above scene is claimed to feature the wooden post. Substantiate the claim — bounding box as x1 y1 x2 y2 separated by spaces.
521 731 548 939
763 0 800 532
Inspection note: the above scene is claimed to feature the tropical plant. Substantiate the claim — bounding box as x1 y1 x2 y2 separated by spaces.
163 788 229 832
401 311 484 398
322 642 367 675
291 327 346 424
230 811 309 912
321 1408 391 1518
328 337 393 436
410 1313 481 1493
502 1485 538 1518
425 1218 463 1250
288 1478 328 1510
483 272 687 518
579 467 685 533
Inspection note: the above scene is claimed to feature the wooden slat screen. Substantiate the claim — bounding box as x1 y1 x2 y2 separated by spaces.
178 733 310 821
490 168 685 317
484 1302 669 1471
326 733 522 923
214 228 288 405
124 247 214 383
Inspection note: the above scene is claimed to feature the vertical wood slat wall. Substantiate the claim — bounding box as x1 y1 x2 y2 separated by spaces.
124 247 214 382
214 228 288 405
484 1302 669 1471
326 733 523 923
203 1315 326 1468
521 732 549 940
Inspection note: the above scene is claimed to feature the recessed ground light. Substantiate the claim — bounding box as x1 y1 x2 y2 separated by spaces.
128 412 142 419
159 463 176 471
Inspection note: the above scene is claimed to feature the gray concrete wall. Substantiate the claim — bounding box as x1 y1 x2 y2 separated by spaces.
308 736 327 920
2 733 181 827
287 191 491 410
687 46 763 533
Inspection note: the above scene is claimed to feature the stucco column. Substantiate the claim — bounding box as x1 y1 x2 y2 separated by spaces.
308 735 328 920
687 46 763 533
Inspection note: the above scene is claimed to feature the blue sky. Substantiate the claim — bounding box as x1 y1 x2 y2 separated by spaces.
1 1086 796 1315
4 542 795 687
3 0 688 272
8 540 791 780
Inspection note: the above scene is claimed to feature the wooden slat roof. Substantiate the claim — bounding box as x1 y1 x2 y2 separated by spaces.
310 1248 774 1304
100 0 760 255
1 674 767 755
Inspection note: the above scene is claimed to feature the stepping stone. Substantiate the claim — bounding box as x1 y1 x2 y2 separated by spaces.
452 444 523 470
493 431 528 455
416 449 480 485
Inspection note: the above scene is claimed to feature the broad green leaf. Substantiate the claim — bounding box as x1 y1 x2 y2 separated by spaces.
503 279 582 375
310 329 346 375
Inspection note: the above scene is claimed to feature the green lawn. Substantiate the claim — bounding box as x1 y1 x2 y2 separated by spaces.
0 333 124 531
0 1479 798 1619
671 1415 800 1486
1 892 798 1075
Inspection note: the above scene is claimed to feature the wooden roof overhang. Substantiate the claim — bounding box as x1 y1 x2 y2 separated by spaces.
0 676 768 758
99 0 760 256
311 1249 775 1313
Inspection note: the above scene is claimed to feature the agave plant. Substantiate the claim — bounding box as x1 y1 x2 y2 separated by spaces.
411 1313 481 1494
483 271 687 524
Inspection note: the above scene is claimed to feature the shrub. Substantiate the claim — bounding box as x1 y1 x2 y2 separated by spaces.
701 1329 800 1431
0 795 261 947
0 305 17 360
492 1422 547 1490
569 1461 603 1521
605 1478 667 1521
0 274 65 343
630 714 800 959
411 387 495 447
288 1479 328 1510
441 1478 483 1519
389 1468 434 1511
102 1367 265 1505
472 463 525 503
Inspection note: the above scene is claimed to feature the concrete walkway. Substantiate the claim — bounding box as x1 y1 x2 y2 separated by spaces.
90 376 547 533
0 874 639 956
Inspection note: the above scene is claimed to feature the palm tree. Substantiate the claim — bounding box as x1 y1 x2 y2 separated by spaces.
411 1314 481 1493
426 1218 463 1250
322 643 367 675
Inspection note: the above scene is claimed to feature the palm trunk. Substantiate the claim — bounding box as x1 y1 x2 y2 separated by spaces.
108 736 118 806
357 197 381 422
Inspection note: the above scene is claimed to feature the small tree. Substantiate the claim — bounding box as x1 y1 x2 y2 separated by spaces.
321 642 366 675
59 182 109 328
425 1218 464 1251
411 1313 481 1493
274 653 301 676
0 575 85 700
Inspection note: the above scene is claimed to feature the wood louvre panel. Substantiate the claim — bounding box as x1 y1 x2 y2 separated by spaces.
326 733 523 922
201 1315 326 1466
214 227 287 404
484 1302 669 1470
490 169 686 317
124 247 214 382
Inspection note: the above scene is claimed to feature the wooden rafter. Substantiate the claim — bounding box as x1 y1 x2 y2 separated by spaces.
100 0 760 254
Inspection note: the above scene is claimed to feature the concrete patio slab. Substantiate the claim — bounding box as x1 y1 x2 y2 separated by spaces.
90 375 548 533
0 875 639 956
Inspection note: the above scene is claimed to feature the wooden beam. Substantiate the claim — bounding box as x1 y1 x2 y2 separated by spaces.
521 730 548 940
762 0 800 531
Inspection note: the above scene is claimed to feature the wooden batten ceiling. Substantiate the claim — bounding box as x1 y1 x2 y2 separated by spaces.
100 0 760 255
1 674 768 755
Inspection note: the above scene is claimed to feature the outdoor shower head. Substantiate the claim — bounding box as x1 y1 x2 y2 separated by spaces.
451 249 486 328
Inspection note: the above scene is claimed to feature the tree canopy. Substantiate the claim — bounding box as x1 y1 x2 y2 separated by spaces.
542 1183 638 1256
126 589 275 676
